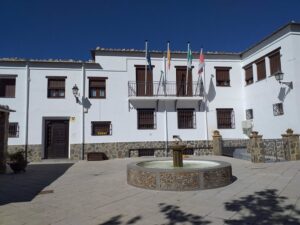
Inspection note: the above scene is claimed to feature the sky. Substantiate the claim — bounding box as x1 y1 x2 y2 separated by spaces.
0 0 300 61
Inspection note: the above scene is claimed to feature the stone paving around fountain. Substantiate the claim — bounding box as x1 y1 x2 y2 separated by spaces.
1 156 300 225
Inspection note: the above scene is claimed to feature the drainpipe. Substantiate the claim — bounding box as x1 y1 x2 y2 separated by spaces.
25 63 30 161
81 63 86 160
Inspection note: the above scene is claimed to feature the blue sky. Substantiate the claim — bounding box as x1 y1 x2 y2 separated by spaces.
1 0 300 60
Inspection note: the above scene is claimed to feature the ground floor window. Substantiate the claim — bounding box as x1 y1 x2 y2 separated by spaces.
8 122 19 137
137 109 156 129
177 109 196 129
216 108 235 129
91 121 112 135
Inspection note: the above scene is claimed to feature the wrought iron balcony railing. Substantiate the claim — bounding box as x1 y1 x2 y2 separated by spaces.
128 81 203 97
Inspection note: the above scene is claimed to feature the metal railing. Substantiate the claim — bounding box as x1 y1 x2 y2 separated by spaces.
128 81 203 97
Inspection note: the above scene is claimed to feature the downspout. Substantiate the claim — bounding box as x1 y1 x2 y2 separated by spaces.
25 63 30 161
81 63 86 160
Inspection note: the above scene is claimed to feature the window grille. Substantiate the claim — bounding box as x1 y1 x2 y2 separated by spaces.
273 103 284 116
91 121 112 135
137 109 156 129
217 108 235 129
138 149 155 157
246 109 253 120
8 122 19 138
177 109 196 129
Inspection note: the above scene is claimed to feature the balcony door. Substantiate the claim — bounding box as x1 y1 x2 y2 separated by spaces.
136 67 153 96
176 67 192 96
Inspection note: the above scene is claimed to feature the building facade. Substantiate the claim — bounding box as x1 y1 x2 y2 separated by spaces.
1 22 300 161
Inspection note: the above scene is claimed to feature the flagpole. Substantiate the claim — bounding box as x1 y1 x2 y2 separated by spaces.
186 42 190 96
203 53 209 143
166 41 169 95
164 42 169 156
145 40 148 95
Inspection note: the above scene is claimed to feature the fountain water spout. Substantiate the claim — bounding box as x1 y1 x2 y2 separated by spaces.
172 135 186 167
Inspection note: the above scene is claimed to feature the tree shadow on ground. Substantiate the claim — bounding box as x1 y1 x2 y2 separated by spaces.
99 215 142 225
0 163 73 206
159 203 211 225
224 189 300 225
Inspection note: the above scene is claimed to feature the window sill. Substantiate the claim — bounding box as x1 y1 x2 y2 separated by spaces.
256 78 266 82
47 97 65 99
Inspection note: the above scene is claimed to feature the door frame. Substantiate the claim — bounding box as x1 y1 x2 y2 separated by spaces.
42 117 70 159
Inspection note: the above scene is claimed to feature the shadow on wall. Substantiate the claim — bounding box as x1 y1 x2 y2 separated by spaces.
99 189 300 225
278 86 292 102
0 163 73 206
206 76 216 103
82 97 92 111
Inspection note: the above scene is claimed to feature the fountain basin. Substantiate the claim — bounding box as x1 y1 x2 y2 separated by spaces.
127 160 232 191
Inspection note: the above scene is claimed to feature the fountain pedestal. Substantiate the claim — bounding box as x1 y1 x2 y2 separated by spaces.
172 144 186 167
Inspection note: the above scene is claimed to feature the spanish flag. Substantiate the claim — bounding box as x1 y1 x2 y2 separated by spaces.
167 42 171 70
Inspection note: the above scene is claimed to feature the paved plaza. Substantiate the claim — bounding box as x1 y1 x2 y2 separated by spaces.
1 156 300 225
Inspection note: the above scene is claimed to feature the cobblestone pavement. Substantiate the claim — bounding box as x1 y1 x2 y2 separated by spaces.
1 156 300 225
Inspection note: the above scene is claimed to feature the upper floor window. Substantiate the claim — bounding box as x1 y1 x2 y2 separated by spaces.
216 108 235 129
0 77 16 98
8 122 19 138
91 121 112 135
177 109 196 129
244 65 253 85
135 66 153 97
47 77 66 98
137 109 156 129
269 51 281 75
215 67 231 87
256 59 266 81
89 77 107 99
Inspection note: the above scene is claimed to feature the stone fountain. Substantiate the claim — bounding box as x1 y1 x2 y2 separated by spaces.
127 137 233 191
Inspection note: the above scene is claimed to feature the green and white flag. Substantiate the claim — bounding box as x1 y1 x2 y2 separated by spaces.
187 44 193 69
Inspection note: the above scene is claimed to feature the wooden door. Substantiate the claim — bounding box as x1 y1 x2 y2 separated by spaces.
176 68 192 96
136 67 153 96
45 120 69 159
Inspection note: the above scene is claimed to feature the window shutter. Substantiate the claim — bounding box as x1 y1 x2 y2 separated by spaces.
48 79 65 88
216 68 229 81
90 80 105 88
256 59 266 81
245 66 253 81
269 51 281 75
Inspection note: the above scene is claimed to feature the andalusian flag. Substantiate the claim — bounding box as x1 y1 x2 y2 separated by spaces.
187 44 193 69
198 48 205 74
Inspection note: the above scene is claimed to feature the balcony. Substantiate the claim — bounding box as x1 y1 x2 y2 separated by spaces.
128 81 204 101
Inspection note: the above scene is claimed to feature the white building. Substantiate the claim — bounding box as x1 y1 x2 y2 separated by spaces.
0 22 299 161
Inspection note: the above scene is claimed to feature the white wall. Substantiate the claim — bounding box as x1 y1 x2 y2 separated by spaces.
1 29 300 153
0 66 27 145
242 33 300 138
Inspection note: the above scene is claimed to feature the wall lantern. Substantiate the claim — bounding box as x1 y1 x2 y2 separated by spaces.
72 84 80 103
274 70 293 89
